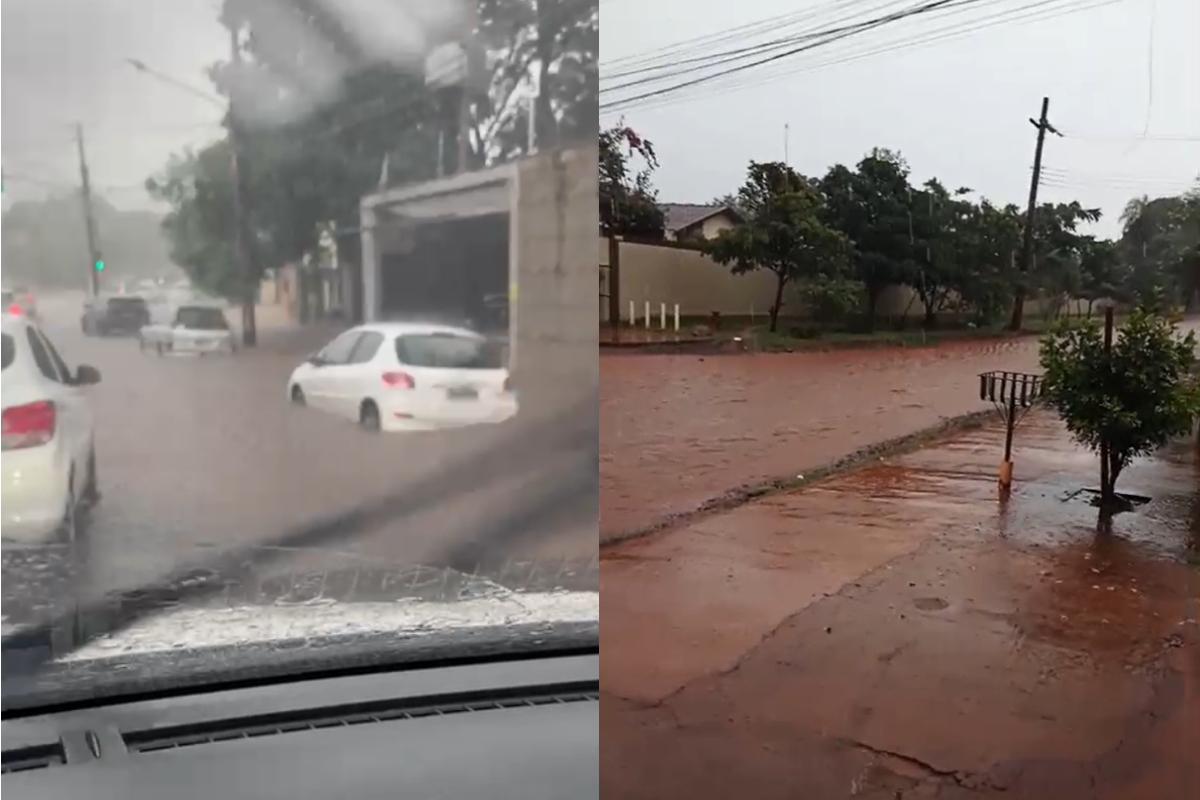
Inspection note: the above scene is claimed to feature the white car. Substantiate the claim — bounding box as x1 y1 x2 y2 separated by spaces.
1 313 101 544
287 322 517 432
139 304 237 356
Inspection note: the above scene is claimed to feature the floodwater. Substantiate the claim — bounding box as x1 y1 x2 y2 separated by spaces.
600 336 1042 539
602 411 1200 799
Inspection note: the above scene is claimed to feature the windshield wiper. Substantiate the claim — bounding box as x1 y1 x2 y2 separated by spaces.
2 389 597 673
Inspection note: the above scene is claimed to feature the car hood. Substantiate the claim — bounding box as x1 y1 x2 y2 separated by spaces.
2 589 598 712
60 589 597 662
1 551 600 714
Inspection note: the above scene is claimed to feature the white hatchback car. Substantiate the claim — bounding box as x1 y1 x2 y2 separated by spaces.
287 322 516 431
1 313 101 544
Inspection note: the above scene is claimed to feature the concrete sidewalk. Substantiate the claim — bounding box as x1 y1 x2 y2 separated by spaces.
602 411 1200 799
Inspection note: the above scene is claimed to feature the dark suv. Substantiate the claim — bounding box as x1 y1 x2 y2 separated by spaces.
82 295 151 336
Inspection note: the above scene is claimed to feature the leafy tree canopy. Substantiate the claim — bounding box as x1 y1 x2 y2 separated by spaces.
704 160 850 332
599 122 665 238
1039 310 1200 504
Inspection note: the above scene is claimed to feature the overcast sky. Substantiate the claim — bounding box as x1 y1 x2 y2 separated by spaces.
2 0 228 212
600 0 1200 239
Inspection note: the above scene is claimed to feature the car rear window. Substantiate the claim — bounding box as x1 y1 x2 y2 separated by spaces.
2 291 13 306
2 334 15 370
108 297 148 308
394 334 503 369
176 307 228 330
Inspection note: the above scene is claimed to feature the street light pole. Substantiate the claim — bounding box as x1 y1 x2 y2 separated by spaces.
125 55 255 345
227 29 256 347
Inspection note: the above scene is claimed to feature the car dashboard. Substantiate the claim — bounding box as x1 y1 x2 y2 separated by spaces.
2 653 598 799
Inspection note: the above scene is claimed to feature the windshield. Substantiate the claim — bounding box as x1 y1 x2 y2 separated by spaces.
175 306 228 330
395 334 503 369
2 0 597 711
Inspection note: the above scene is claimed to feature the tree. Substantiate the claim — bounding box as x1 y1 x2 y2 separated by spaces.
819 149 913 329
904 178 975 328
1039 310 1200 507
599 123 664 238
2 194 176 288
1024 201 1101 318
152 0 595 301
950 199 1022 324
705 161 850 333
146 142 241 299
1076 236 1123 317
1118 186 1200 313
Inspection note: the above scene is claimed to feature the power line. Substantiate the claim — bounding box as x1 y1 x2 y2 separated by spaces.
600 0 978 112
606 0 1122 115
602 0 933 93
602 0 1128 116
601 0 904 78
1038 166 1198 192
1058 130 1200 143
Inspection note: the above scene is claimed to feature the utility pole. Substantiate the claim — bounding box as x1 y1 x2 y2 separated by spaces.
74 124 102 298
1008 96 1061 331
456 84 470 174
228 27 256 346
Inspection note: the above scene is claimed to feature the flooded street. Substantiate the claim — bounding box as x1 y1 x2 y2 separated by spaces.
600 322 1199 541
601 410 1200 798
600 336 1042 539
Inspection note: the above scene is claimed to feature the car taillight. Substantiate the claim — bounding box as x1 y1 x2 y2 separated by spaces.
382 371 415 389
8 303 23 315
2 401 57 451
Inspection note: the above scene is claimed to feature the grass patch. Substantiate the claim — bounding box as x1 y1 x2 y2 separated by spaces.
743 315 1120 353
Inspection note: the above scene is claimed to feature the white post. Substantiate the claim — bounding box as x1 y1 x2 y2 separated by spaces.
629 300 636 326
644 301 650 329
673 304 680 332
659 302 666 330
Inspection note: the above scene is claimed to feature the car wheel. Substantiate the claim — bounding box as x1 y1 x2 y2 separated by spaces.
359 401 381 432
290 385 306 406
56 480 80 546
82 449 101 507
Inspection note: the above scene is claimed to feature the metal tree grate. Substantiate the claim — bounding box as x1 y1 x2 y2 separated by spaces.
979 370 1044 463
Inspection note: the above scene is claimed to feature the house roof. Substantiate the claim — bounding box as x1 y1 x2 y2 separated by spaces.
659 203 741 232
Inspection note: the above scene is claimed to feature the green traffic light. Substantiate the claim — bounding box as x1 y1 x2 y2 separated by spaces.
94 260 105 272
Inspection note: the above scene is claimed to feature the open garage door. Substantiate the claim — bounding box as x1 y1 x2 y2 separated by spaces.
378 212 509 336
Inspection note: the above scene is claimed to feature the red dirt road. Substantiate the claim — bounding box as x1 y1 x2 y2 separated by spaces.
600 337 1041 539
601 413 1200 798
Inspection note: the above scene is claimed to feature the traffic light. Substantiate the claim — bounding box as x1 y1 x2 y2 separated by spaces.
94 259 105 272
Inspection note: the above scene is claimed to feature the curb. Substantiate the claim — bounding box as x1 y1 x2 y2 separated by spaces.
598 329 1046 357
600 409 997 549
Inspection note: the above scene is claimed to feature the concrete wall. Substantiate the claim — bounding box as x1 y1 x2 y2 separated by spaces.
513 146 598 411
601 237 1088 324
601 239 802 320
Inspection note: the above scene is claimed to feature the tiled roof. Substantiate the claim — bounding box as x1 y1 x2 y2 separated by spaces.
659 203 739 232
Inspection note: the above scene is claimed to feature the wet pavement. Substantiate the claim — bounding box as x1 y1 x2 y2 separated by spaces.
3 300 595 641
600 322 1200 541
601 411 1200 798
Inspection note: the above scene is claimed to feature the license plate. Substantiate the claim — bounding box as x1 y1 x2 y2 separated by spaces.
446 387 478 400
